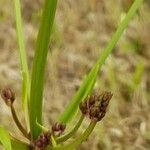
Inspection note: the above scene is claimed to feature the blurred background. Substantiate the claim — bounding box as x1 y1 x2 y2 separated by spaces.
0 0 149 149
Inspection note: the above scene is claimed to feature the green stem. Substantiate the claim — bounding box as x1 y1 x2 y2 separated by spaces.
56 115 84 144
13 0 30 129
49 121 97 150
29 0 58 139
10 105 30 140
96 0 143 66
58 0 143 124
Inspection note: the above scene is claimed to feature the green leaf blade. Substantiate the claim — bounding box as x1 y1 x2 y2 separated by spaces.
59 63 100 123
11 138 29 150
13 0 30 129
0 127 12 150
29 0 58 139
58 0 143 124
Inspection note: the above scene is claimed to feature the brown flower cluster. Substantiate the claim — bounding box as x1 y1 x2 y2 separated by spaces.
52 122 66 136
33 131 51 150
79 91 113 122
1 88 15 106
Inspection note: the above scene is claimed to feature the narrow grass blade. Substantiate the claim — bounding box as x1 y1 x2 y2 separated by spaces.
0 138 29 150
58 0 143 124
0 127 12 150
57 115 85 143
11 138 29 150
13 0 30 128
58 64 99 123
36 119 49 132
29 0 58 139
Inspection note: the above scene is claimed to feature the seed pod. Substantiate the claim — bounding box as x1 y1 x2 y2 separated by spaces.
79 91 113 122
52 122 66 136
1 88 15 106
34 131 51 150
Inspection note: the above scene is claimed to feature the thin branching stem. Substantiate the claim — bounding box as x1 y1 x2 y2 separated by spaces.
48 121 97 150
56 115 84 144
10 105 30 140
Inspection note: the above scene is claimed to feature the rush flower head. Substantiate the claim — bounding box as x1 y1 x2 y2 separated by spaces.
1 88 15 106
52 122 66 136
34 131 51 150
79 91 113 122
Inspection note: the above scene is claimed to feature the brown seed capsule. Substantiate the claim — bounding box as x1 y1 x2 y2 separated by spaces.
79 91 113 122
52 122 66 136
34 131 51 150
1 88 15 106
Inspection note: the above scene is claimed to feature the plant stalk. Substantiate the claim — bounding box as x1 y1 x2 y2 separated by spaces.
11 105 30 140
29 0 58 139
48 121 97 150
58 0 144 124
56 115 84 143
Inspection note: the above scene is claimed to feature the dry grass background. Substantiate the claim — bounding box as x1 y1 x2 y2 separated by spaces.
0 0 150 149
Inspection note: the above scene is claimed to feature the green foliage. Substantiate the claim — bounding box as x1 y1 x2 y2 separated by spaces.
29 0 58 139
47 122 97 150
58 0 144 124
0 0 144 149
11 139 28 150
13 0 30 129
0 127 12 150
59 64 99 123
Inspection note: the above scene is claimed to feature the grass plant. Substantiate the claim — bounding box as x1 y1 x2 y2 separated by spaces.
0 0 143 149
